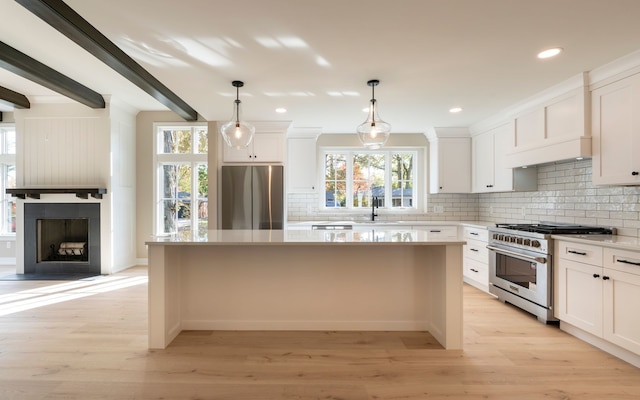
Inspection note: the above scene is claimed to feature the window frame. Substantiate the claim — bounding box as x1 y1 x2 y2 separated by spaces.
152 123 208 236
320 147 423 214
0 124 16 236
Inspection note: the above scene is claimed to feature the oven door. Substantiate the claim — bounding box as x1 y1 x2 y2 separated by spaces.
488 244 552 308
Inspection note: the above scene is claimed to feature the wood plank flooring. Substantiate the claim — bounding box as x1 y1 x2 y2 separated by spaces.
0 265 639 399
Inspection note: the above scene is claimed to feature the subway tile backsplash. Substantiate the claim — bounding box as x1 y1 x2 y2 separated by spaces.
287 159 640 237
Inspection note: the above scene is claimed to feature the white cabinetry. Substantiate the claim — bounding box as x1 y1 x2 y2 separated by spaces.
556 241 604 335
591 72 640 185
557 240 640 357
602 247 640 355
223 133 285 163
426 128 471 194
412 225 458 239
462 226 489 292
472 123 537 193
505 77 591 168
287 135 318 192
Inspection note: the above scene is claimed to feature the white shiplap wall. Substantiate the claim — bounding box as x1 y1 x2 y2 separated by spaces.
21 114 109 186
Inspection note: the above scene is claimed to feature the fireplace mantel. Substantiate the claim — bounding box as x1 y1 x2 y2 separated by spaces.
7 187 107 199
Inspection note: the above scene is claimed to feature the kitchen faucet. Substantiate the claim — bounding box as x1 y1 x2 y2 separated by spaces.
371 196 378 221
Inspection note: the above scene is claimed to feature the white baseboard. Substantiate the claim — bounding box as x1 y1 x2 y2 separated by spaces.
0 257 16 266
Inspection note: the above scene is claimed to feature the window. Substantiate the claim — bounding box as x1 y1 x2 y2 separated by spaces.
0 125 16 235
154 125 208 235
323 149 417 210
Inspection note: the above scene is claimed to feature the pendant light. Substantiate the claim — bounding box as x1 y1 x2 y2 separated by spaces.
220 80 255 149
357 79 391 149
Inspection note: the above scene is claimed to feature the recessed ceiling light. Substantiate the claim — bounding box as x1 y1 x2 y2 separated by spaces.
537 47 563 59
449 107 463 113
275 108 287 113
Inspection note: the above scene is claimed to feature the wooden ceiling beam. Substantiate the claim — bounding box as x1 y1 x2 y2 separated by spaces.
0 41 105 109
16 0 199 121
0 85 31 109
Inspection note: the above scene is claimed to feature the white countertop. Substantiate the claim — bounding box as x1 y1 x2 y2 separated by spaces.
146 229 467 246
552 234 640 251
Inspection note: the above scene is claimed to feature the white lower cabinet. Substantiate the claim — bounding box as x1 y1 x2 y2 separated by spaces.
557 241 640 357
602 248 640 355
462 226 489 292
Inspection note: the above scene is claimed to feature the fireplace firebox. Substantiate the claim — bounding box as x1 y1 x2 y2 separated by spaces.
24 203 101 274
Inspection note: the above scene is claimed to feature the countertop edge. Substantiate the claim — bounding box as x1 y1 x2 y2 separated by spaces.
551 234 640 251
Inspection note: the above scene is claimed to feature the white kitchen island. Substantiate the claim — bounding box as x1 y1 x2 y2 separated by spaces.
146 229 465 350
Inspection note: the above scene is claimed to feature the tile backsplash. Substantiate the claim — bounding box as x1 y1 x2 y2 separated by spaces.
287 158 640 237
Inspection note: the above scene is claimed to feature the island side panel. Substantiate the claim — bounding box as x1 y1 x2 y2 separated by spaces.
148 245 183 349
178 244 431 332
421 244 463 350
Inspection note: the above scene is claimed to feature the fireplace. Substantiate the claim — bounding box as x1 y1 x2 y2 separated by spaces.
24 203 101 274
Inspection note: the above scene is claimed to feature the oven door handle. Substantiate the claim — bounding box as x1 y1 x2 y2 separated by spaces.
486 245 548 264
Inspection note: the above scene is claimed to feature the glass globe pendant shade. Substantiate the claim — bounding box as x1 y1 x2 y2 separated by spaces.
357 99 391 149
220 100 255 149
220 80 255 149
357 79 391 149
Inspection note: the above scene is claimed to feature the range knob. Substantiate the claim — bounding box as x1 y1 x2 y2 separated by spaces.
516 237 523 245
531 240 541 248
523 239 531 246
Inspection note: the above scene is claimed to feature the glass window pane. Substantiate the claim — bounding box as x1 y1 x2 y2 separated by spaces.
158 129 192 154
352 153 385 208
391 153 414 208
197 163 208 231
196 128 208 154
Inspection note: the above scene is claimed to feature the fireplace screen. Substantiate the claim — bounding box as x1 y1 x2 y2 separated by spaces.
37 218 89 263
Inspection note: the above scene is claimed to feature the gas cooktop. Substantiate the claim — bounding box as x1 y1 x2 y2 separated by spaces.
494 222 615 235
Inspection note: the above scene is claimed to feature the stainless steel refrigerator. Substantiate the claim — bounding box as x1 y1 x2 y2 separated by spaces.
221 165 284 229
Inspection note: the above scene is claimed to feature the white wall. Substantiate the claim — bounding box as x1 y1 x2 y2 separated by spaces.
12 101 137 273
108 100 137 272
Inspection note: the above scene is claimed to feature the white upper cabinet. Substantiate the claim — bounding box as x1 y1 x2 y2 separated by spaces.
591 72 640 185
472 123 537 193
221 121 291 163
286 129 320 193
426 128 471 194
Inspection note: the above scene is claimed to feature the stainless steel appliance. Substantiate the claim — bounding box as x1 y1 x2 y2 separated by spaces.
488 222 614 323
221 165 284 229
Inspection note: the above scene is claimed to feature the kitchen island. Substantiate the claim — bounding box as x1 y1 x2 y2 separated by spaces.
146 229 465 349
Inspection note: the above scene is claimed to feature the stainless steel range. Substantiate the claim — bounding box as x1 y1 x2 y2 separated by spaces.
487 222 615 323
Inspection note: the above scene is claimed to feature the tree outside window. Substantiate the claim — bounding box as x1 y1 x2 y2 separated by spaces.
323 149 417 211
155 126 208 235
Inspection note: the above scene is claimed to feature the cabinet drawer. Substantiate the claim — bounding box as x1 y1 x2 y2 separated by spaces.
464 258 488 285
557 241 603 266
464 239 488 263
604 247 640 275
415 225 458 238
464 226 488 242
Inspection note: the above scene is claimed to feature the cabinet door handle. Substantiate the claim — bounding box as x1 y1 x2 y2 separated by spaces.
616 258 640 266
470 268 478 273
430 230 441 233
470 232 479 236
603 276 611 280
632 171 639 176
470 248 479 252
593 274 600 278
568 250 587 256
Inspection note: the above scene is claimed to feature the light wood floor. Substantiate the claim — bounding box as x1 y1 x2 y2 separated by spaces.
1 265 639 399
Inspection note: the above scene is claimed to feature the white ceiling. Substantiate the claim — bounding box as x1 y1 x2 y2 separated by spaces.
2 0 640 133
